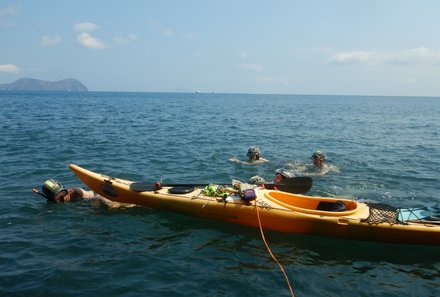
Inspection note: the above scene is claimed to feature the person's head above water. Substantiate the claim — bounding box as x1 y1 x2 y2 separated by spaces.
247 146 261 161
274 169 294 183
248 175 266 185
38 179 82 203
41 179 66 200
311 150 327 167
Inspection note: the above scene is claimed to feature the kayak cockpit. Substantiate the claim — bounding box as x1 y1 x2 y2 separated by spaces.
264 190 359 216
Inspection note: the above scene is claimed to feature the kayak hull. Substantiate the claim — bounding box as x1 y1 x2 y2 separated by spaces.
70 164 440 246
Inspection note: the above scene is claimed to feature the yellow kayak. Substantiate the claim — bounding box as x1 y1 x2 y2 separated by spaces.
70 164 440 246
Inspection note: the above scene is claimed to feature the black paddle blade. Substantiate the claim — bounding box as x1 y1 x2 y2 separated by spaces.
130 182 206 192
130 177 313 194
274 176 313 194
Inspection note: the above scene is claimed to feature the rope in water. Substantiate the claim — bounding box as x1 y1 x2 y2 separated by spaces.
255 200 295 297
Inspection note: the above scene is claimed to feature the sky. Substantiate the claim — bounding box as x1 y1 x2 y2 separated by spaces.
1 0 440 96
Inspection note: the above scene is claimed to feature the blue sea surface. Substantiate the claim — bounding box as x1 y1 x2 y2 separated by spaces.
1 91 439 296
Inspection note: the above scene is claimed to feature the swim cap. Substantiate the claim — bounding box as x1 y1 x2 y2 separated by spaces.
311 150 327 161
247 146 261 159
248 176 266 185
42 179 66 201
275 169 294 178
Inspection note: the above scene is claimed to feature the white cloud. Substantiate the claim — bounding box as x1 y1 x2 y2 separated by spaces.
77 33 105 49
0 64 19 73
239 51 248 59
112 34 138 46
329 47 440 65
41 35 62 46
239 63 264 72
329 51 377 64
73 22 98 32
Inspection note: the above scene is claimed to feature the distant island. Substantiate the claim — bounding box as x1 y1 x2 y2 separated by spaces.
0 78 88 92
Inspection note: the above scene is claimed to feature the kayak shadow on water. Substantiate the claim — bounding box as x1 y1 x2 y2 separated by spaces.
149 211 440 266
257 231 440 266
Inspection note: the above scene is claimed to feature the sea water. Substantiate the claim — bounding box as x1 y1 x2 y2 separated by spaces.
0 91 439 296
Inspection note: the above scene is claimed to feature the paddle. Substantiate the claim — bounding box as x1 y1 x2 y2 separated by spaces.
130 176 313 194
130 182 207 192
271 176 313 194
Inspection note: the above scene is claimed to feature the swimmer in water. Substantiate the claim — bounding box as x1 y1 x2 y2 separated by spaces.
282 150 338 176
229 146 269 165
311 150 327 168
33 179 131 208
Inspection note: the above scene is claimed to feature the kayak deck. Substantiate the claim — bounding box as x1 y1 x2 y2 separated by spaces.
70 164 440 246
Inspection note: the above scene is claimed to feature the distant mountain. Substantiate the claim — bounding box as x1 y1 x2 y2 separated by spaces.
0 78 88 91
